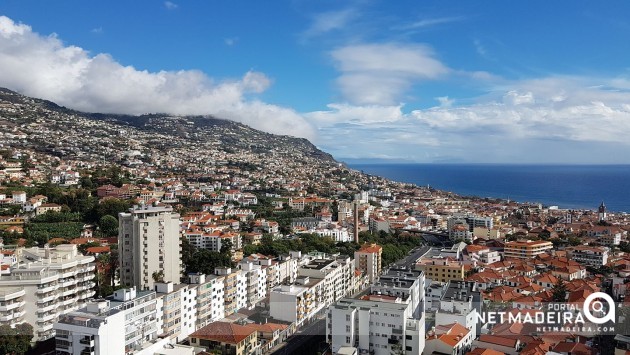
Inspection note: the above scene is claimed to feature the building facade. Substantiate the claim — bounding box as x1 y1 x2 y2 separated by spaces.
0 244 95 341
119 204 181 290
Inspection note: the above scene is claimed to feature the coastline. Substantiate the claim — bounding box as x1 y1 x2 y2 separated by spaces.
348 163 630 214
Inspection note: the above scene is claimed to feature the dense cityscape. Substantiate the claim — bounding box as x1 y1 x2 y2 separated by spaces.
1 89 629 355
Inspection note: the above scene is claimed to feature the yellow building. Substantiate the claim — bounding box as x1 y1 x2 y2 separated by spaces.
504 240 553 259
416 257 465 283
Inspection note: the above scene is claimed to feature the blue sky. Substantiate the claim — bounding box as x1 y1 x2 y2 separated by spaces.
1 1 630 163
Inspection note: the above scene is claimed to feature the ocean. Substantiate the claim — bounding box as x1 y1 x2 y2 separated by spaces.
348 164 630 213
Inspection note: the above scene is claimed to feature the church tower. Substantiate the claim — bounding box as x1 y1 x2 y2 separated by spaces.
598 201 607 222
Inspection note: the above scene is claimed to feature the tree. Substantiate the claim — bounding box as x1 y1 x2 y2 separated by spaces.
552 279 567 302
99 215 119 237
243 244 259 256
152 270 165 283
568 235 582 246
0 322 33 354
220 239 233 254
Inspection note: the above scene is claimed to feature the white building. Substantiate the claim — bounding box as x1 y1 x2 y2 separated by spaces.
327 297 425 355
567 246 609 267
435 281 483 339
154 282 197 343
312 225 352 243
239 261 267 309
187 273 225 328
119 204 181 290
269 279 324 324
298 256 355 307
370 268 425 319
54 288 159 355
214 267 247 316
0 244 95 341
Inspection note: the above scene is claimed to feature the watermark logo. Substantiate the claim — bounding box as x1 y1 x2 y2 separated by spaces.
477 292 618 335
583 292 615 324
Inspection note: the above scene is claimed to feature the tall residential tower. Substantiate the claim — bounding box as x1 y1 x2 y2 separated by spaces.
119 204 181 290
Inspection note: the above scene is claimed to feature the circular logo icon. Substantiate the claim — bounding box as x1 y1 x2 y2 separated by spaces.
583 292 615 324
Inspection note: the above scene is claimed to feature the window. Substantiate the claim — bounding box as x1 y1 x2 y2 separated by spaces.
346 314 351 321
346 325 351 332
406 335 412 340
346 336 351 343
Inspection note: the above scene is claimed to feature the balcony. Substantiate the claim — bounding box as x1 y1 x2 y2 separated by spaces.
38 312 57 322
60 288 77 297
40 323 54 332
0 311 24 322
37 294 58 304
0 300 25 312
60 269 77 278
56 330 70 339
61 298 76 306
80 336 95 346
59 279 77 288
37 284 58 294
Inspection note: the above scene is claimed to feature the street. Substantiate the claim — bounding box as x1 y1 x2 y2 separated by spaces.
272 318 326 355
394 245 431 268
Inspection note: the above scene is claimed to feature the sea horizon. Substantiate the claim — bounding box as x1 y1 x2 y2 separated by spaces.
348 162 630 213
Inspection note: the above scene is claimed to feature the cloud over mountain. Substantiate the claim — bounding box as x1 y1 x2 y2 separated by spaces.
0 16 315 140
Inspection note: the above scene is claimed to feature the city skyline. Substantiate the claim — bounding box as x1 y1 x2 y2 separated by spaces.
1 1 630 163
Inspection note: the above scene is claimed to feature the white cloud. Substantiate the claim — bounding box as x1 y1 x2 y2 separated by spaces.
412 77 630 144
164 1 178 10
312 75 630 163
436 96 454 107
0 16 315 139
302 9 356 39
396 16 465 30
224 37 238 46
91 27 103 34
307 103 405 125
473 39 486 56
331 43 449 105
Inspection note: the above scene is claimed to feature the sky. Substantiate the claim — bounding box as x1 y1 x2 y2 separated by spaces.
1 1 630 164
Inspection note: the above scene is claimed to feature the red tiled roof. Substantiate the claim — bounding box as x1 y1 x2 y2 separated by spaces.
469 349 505 355
190 322 256 345
86 246 110 254
478 334 518 348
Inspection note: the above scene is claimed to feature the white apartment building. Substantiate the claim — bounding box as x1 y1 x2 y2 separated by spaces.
53 288 193 355
188 273 225 328
186 232 242 253
119 204 181 290
435 281 483 338
270 255 356 325
277 252 299 285
370 268 425 319
214 267 247 316
269 278 325 324
239 262 267 309
298 256 355 307
567 246 609 267
327 297 425 355
312 226 352 243
0 244 95 341
154 282 197 343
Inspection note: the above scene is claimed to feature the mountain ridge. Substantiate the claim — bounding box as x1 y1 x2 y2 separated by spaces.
0 87 336 171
